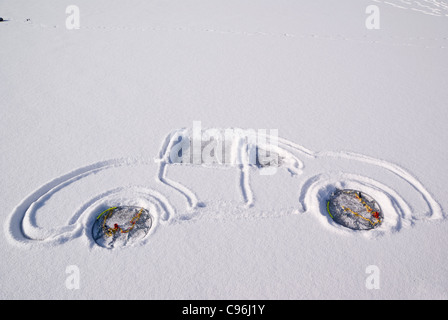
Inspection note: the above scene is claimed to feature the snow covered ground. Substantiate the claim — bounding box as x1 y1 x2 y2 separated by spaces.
1 0 448 299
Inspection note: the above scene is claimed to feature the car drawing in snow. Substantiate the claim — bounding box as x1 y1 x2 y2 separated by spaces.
6 125 444 248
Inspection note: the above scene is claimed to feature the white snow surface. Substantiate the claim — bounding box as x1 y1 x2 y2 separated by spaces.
1 0 448 299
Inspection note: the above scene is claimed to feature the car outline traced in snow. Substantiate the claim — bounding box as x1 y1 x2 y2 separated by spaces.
6 126 444 248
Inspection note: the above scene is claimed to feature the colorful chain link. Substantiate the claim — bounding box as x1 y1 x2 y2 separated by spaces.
97 207 144 238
